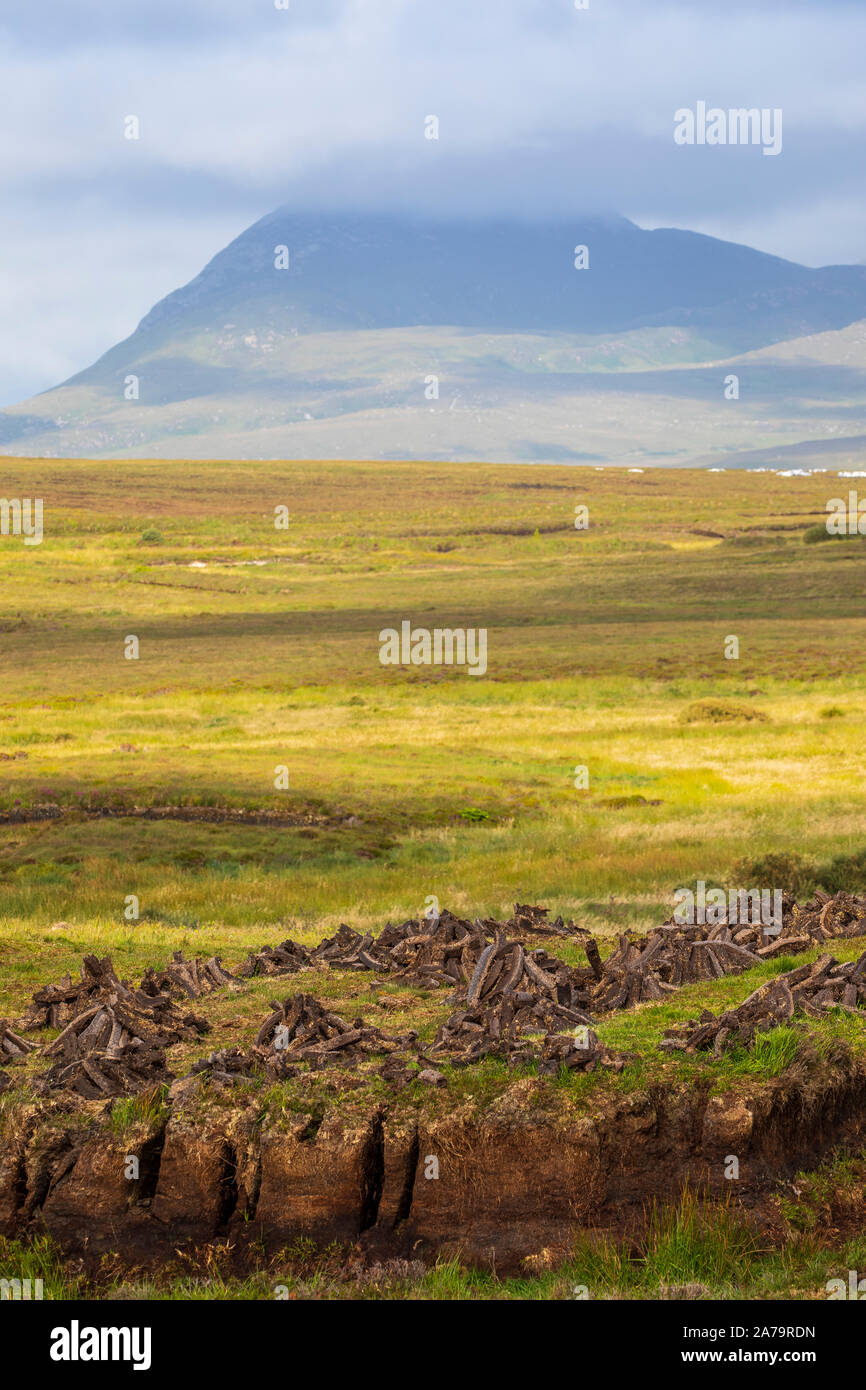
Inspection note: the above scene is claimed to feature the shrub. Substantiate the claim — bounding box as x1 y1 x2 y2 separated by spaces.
817 847 866 895
802 524 863 545
731 851 816 898
679 699 769 724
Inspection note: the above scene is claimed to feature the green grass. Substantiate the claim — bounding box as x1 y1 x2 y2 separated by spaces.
0 462 864 1009
0 1234 86 1300
1 457 865 1299
106 1085 170 1137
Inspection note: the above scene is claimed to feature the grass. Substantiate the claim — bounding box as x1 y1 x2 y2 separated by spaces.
565 1189 768 1297
1 456 865 1298
0 456 863 1100
106 1085 170 1136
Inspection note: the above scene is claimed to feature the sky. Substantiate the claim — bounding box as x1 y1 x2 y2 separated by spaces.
1 0 864 406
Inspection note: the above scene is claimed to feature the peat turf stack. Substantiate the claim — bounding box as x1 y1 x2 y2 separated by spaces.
586 927 761 1011
506 903 581 937
34 962 210 1099
581 890 866 1014
140 951 235 1000
233 939 312 979
659 949 866 1056
20 955 125 1031
309 908 580 987
254 993 418 1069
425 932 625 1072
776 890 866 954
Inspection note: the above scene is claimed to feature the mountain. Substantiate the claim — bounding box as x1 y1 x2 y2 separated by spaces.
101 209 866 343
3 210 866 463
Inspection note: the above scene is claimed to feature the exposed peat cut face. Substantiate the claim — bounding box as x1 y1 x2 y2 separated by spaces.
1 893 864 1272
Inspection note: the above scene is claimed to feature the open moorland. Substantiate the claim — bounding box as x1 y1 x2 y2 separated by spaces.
1 457 866 1299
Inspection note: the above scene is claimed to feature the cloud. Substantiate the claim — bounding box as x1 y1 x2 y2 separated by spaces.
1 0 865 403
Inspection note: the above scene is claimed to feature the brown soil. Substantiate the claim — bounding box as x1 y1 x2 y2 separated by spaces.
2 1048 864 1273
0 804 332 827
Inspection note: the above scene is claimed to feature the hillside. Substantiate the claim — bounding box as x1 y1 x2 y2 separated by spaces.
3 210 866 463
